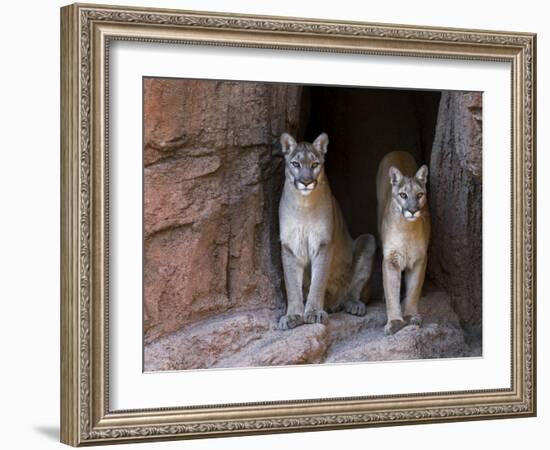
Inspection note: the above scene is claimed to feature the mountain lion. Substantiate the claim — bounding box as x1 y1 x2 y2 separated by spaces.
278 132 376 330
376 150 431 335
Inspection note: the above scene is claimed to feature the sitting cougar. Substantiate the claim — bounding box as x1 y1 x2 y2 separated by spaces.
376 151 431 335
278 132 376 330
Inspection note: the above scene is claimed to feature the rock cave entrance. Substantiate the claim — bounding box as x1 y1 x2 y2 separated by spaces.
301 86 441 301
304 86 440 240
299 86 482 350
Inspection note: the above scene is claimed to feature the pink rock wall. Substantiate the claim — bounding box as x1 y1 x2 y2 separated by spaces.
428 91 483 337
143 78 303 343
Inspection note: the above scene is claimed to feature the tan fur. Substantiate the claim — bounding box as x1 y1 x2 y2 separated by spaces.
376 151 431 335
278 133 376 330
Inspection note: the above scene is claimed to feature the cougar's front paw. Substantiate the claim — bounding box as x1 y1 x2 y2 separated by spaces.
278 314 303 330
343 299 367 316
384 319 406 335
405 314 422 326
304 308 328 325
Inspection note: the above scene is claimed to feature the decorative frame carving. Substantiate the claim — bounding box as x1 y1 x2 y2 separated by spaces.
60 3 536 446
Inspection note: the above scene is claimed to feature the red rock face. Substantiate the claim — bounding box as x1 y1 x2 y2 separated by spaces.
143 78 303 343
428 91 483 338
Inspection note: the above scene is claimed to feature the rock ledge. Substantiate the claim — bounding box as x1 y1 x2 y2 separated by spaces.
144 291 477 372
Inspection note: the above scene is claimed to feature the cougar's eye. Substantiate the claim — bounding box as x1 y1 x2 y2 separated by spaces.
291 161 300 168
417 193 424 199
399 193 408 199
311 162 319 169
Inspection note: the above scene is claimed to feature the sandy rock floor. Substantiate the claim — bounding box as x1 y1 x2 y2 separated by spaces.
144 290 480 372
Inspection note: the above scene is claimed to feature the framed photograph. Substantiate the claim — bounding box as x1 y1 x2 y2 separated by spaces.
60 3 536 446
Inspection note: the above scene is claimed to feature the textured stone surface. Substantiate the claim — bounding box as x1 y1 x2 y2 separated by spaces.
144 291 474 371
143 79 304 343
428 91 483 340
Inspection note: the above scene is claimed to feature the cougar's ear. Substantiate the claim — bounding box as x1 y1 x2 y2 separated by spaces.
416 165 429 185
280 132 297 155
389 166 403 186
313 133 329 155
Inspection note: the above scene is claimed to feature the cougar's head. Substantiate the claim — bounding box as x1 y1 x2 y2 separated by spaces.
280 132 328 196
389 164 429 222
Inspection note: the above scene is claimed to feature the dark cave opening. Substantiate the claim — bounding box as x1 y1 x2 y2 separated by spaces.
303 86 441 240
300 85 442 300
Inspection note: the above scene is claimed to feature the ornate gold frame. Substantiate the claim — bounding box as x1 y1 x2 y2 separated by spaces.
60 2 536 446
